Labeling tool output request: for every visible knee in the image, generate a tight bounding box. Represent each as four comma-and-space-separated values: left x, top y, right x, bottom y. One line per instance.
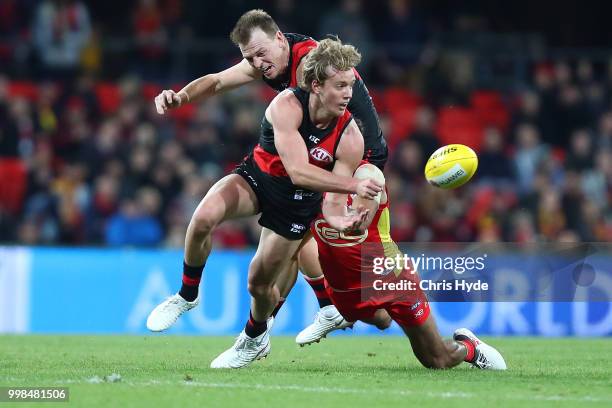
247, 264, 274, 299
189, 208, 219, 237
376, 317, 392, 330
247, 281, 271, 298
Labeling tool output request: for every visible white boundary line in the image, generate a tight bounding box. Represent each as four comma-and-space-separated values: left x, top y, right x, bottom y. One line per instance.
54, 378, 611, 403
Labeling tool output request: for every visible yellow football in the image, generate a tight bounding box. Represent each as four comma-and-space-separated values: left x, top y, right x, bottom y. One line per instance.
424, 144, 478, 189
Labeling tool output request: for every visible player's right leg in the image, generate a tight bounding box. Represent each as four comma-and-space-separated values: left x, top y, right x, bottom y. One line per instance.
146, 174, 259, 332
398, 312, 507, 370
210, 227, 302, 368
399, 314, 468, 369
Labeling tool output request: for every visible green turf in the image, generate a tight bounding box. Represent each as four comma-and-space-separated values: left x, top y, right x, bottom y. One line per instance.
0, 335, 610, 408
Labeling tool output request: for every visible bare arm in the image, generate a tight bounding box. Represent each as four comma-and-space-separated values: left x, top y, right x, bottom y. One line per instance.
323, 164, 385, 233
155, 59, 261, 114
270, 92, 382, 198
321, 159, 371, 233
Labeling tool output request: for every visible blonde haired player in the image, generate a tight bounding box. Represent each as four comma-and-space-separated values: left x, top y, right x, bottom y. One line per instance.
302, 162, 507, 370
207, 38, 384, 368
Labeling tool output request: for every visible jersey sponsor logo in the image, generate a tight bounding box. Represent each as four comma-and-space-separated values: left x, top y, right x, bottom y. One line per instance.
309, 147, 333, 163
313, 219, 368, 247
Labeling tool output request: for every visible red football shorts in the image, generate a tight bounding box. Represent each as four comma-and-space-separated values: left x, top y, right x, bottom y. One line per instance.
324, 280, 430, 328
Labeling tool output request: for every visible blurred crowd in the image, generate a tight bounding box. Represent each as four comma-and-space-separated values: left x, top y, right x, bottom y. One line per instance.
0, 0, 611, 247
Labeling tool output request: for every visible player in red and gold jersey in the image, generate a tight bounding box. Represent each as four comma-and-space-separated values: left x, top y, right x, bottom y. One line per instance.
307, 163, 507, 370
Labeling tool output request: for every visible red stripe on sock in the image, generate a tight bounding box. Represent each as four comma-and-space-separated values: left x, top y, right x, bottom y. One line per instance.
314, 290, 329, 299
306, 276, 325, 287
459, 340, 475, 362
306, 276, 330, 299
182, 275, 201, 286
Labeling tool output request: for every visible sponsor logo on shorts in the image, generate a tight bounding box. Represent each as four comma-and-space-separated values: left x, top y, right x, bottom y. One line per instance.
293, 189, 315, 200
309, 147, 333, 163
290, 223, 306, 234
313, 219, 368, 247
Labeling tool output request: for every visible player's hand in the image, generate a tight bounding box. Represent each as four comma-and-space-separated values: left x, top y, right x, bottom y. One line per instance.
155, 90, 184, 114
325, 206, 369, 234
355, 178, 383, 200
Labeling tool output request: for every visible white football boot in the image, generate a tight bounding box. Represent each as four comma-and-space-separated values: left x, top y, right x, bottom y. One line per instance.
146, 294, 199, 332
295, 305, 353, 346
453, 328, 507, 370
210, 329, 271, 369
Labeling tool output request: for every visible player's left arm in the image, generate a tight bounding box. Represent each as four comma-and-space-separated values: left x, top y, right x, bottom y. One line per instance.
271, 97, 381, 198
322, 121, 376, 233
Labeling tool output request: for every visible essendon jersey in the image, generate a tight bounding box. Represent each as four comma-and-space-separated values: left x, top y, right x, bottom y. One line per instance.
312, 192, 404, 291
253, 87, 353, 178
262, 33, 317, 91
262, 33, 387, 169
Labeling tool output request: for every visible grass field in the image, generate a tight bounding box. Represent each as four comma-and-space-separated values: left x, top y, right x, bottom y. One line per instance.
1, 335, 611, 408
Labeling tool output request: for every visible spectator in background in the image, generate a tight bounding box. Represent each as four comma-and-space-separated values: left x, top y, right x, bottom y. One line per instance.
85, 174, 119, 243
390, 139, 424, 184
105, 188, 163, 247
554, 83, 591, 148
582, 150, 611, 208
560, 170, 585, 237
509, 90, 544, 143
532, 64, 558, 145
51, 161, 89, 243
565, 129, 594, 172
408, 106, 439, 157
476, 127, 514, 183
510, 211, 537, 243
132, 0, 168, 79
513, 123, 549, 193
318, 0, 373, 71
33, 0, 91, 80
537, 188, 566, 240
597, 110, 612, 149
375, 0, 429, 82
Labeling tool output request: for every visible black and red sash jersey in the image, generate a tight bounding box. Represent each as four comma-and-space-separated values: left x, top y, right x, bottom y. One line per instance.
253, 87, 353, 180
262, 33, 317, 92
262, 33, 387, 168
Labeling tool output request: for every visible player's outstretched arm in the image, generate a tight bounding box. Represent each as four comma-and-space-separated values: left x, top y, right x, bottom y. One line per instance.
322, 162, 384, 234
154, 59, 261, 114
271, 94, 383, 199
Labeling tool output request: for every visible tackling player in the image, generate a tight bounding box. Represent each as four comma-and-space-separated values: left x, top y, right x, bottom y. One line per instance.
208, 38, 377, 368
147, 10, 387, 341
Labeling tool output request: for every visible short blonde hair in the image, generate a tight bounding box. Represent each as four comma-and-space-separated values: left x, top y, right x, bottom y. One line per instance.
300, 38, 361, 91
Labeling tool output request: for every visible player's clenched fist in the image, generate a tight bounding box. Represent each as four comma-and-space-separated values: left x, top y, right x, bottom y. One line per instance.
155, 90, 187, 114
355, 178, 383, 200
